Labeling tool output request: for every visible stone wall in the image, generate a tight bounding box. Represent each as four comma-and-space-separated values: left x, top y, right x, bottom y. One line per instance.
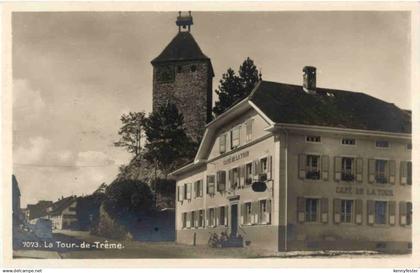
152, 60, 213, 142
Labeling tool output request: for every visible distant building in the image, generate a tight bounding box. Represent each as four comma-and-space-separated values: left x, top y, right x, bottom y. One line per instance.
47, 196, 78, 230
25, 200, 53, 221
151, 11, 214, 142
170, 67, 412, 253
12, 175, 21, 215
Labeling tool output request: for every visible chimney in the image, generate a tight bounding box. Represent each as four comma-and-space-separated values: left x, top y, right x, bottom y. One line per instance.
303, 66, 316, 94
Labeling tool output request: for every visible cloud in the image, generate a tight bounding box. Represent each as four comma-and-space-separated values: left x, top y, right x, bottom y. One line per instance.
14, 136, 50, 165
75, 151, 115, 167
13, 78, 46, 117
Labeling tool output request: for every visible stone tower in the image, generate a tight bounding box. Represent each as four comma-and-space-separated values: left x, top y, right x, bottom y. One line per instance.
151, 11, 214, 142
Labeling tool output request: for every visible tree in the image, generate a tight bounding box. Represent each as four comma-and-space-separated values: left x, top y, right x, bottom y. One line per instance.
143, 102, 197, 177
114, 112, 146, 158
213, 57, 261, 116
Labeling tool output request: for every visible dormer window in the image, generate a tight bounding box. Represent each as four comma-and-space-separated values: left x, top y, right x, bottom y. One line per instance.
376, 140, 389, 148
306, 136, 321, 143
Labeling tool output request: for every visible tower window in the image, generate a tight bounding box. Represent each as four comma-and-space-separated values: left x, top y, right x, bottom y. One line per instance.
191, 65, 197, 72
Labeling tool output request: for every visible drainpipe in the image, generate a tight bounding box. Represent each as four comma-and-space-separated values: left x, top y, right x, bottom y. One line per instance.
281, 128, 289, 252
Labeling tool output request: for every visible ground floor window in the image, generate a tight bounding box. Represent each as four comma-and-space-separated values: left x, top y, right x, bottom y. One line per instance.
191, 211, 196, 228
208, 208, 215, 227
375, 201, 387, 224
305, 198, 319, 222
182, 212, 187, 228
198, 210, 204, 227
244, 202, 252, 225
219, 206, 226, 226
259, 199, 271, 224
407, 202, 412, 226
340, 200, 353, 223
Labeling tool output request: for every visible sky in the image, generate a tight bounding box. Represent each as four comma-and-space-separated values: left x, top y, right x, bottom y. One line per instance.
12, 11, 411, 207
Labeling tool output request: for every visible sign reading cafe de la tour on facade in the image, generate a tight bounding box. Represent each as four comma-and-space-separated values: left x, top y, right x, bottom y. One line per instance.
161, 12, 412, 253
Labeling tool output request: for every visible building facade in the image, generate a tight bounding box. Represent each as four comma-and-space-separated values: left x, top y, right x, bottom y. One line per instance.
47, 196, 78, 230
170, 68, 412, 253
151, 12, 214, 142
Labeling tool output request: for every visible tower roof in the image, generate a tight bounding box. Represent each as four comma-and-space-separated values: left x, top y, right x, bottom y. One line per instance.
151, 32, 211, 65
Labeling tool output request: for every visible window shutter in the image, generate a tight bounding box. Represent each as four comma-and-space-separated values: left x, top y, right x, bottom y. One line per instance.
321, 155, 329, 181
225, 205, 229, 226
179, 185, 184, 201
216, 171, 221, 192
388, 201, 396, 225
187, 212, 191, 228
297, 197, 305, 223
257, 201, 262, 224
228, 169, 233, 190
384, 160, 390, 183
205, 209, 209, 227
206, 176, 210, 194
321, 198, 329, 223
400, 161, 407, 185
298, 154, 306, 179
254, 201, 259, 224
187, 184, 192, 200
333, 198, 341, 224
221, 171, 226, 191
199, 180, 203, 197
356, 158, 363, 183
334, 157, 341, 182
399, 201, 407, 226
355, 199, 363, 224
267, 200, 272, 224
256, 160, 261, 176
177, 186, 180, 201
368, 159, 375, 184
407, 162, 412, 185
240, 203, 245, 224
389, 160, 396, 184
193, 182, 197, 198
367, 200, 375, 225
215, 207, 220, 226
267, 156, 273, 180
239, 165, 245, 187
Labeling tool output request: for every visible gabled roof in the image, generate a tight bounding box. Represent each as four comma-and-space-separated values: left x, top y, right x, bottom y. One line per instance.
151, 32, 212, 69
48, 196, 77, 216
249, 81, 411, 134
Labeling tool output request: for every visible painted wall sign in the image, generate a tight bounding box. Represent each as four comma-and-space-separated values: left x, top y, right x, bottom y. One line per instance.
223, 151, 249, 165
336, 186, 393, 196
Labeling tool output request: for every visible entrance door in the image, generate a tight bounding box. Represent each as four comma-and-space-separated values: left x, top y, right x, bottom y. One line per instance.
230, 204, 238, 236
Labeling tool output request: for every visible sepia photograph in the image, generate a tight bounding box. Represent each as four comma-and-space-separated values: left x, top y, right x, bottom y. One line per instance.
2, 2, 418, 269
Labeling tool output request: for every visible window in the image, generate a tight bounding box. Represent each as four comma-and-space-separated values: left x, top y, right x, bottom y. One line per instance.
259, 200, 271, 224
231, 168, 239, 189
209, 208, 215, 227
407, 161, 412, 185
216, 171, 226, 192
306, 155, 320, 180
177, 65, 182, 73
342, 138, 356, 145
219, 207, 226, 226
182, 212, 187, 228
407, 143, 412, 150
194, 180, 203, 198
198, 210, 204, 227
246, 119, 253, 142
375, 201, 387, 224
183, 184, 188, 199
191, 65, 197, 72
231, 126, 240, 149
340, 200, 353, 223
219, 134, 226, 154
341, 157, 355, 181
245, 163, 252, 185
375, 160, 388, 184
244, 202, 252, 225
306, 136, 321, 143
407, 202, 412, 226
191, 211, 196, 228
207, 175, 215, 196
376, 140, 389, 148
305, 198, 319, 222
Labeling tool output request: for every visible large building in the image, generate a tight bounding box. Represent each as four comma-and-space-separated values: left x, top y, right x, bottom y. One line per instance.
151, 12, 214, 142
170, 67, 412, 253
47, 196, 78, 230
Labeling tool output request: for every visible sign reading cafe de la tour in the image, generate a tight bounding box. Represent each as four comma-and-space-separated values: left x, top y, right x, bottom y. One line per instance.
162, 12, 412, 253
